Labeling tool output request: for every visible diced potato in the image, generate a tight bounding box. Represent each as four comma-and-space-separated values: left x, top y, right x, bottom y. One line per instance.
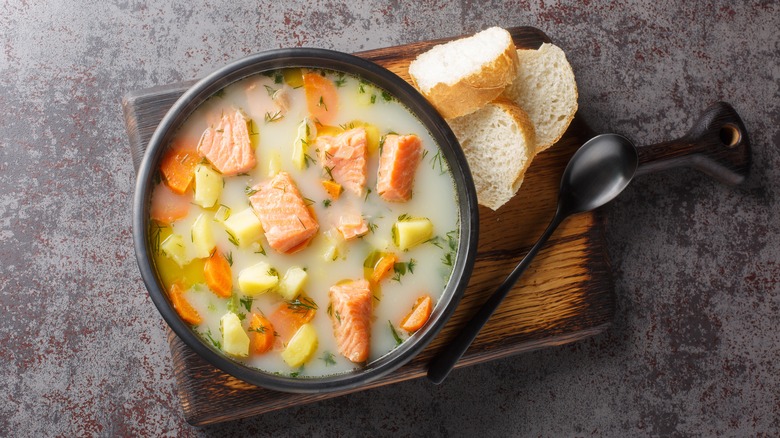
160, 234, 190, 267
238, 261, 279, 296
223, 208, 263, 247
191, 213, 215, 258
220, 312, 250, 357
267, 150, 281, 177
193, 164, 222, 208
281, 323, 318, 368
277, 267, 308, 300
393, 217, 434, 251
214, 205, 231, 224
291, 119, 310, 170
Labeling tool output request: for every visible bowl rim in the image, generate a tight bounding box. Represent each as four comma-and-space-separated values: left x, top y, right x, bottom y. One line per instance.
132, 47, 478, 393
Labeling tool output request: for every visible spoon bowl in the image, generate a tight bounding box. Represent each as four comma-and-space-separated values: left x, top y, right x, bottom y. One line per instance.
427, 133, 639, 384
560, 134, 638, 214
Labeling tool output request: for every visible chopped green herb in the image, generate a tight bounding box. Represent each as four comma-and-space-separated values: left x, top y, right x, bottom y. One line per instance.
335, 310, 341, 323
263, 84, 278, 97
254, 244, 266, 256
303, 153, 317, 168
249, 120, 259, 136
212, 89, 226, 98
320, 351, 337, 366
290, 371, 300, 378
317, 95, 328, 111
225, 251, 233, 266
207, 303, 216, 312
398, 213, 410, 222
421, 149, 429, 160
381, 90, 393, 102
225, 229, 240, 247
364, 188, 372, 202
264, 110, 283, 123
286, 297, 318, 313
370, 94, 377, 104
240, 296, 253, 312
303, 197, 315, 206
274, 73, 283, 84
367, 221, 378, 234
249, 324, 267, 334
389, 321, 403, 346
334, 77, 347, 87
323, 199, 332, 208
245, 185, 259, 196
391, 259, 416, 283
327, 302, 333, 317
358, 83, 366, 94
204, 329, 222, 349
430, 150, 446, 175
323, 166, 335, 181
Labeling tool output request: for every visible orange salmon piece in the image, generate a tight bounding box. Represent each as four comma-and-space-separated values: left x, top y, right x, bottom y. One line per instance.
249, 172, 319, 254
150, 182, 191, 225
337, 214, 369, 240
315, 128, 368, 196
329, 279, 372, 363
376, 134, 423, 202
303, 71, 339, 125
197, 109, 256, 176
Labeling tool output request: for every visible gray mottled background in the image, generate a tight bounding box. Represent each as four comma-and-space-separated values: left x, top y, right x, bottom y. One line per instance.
1, 0, 778, 436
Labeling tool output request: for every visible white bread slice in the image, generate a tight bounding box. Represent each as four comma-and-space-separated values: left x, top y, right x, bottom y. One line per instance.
502, 43, 578, 152
409, 27, 518, 119
448, 98, 536, 210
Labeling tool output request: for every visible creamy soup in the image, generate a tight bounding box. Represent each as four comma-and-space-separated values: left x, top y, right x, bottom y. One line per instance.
148, 68, 459, 378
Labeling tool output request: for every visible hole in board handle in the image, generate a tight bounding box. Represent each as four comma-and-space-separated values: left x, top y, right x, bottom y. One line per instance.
719, 123, 741, 148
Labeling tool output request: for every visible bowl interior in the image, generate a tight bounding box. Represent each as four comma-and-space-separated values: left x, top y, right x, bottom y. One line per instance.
133, 48, 478, 393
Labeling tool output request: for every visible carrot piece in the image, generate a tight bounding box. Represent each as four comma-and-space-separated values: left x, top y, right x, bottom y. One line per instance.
321, 179, 343, 200
303, 72, 339, 125
204, 249, 232, 298
371, 253, 397, 284
159, 145, 199, 194
400, 295, 433, 332
150, 182, 191, 225
268, 297, 317, 343
248, 313, 275, 354
169, 282, 202, 325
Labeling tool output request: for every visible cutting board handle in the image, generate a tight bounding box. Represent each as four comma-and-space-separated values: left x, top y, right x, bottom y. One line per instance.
635, 102, 751, 185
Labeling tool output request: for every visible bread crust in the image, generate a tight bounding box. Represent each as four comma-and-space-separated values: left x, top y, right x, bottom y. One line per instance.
410, 36, 519, 119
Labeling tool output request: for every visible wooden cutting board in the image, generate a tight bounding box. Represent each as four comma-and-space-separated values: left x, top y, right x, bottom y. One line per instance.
123, 26, 614, 426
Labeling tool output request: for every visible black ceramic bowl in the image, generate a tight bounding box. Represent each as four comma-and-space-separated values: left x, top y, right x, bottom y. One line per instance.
132, 48, 478, 393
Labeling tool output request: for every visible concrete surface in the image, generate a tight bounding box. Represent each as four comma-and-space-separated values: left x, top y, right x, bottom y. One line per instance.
1, 0, 778, 436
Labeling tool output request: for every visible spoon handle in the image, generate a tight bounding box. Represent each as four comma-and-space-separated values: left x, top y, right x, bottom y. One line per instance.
635, 102, 750, 185
427, 211, 565, 385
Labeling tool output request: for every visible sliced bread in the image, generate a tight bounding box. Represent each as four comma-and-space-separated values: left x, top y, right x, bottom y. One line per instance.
502, 43, 578, 152
409, 27, 518, 119
448, 98, 536, 210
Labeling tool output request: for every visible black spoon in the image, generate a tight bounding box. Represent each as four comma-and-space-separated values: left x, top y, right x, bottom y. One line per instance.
427, 133, 639, 385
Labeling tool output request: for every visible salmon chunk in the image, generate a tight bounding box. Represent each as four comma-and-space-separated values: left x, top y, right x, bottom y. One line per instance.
249, 172, 319, 254
337, 214, 369, 240
197, 109, 257, 176
329, 279, 372, 363
315, 128, 368, 196
376, 134, 423, 202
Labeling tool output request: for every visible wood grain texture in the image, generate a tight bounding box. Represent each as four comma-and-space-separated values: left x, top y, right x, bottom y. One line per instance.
122, 26, 615, 426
